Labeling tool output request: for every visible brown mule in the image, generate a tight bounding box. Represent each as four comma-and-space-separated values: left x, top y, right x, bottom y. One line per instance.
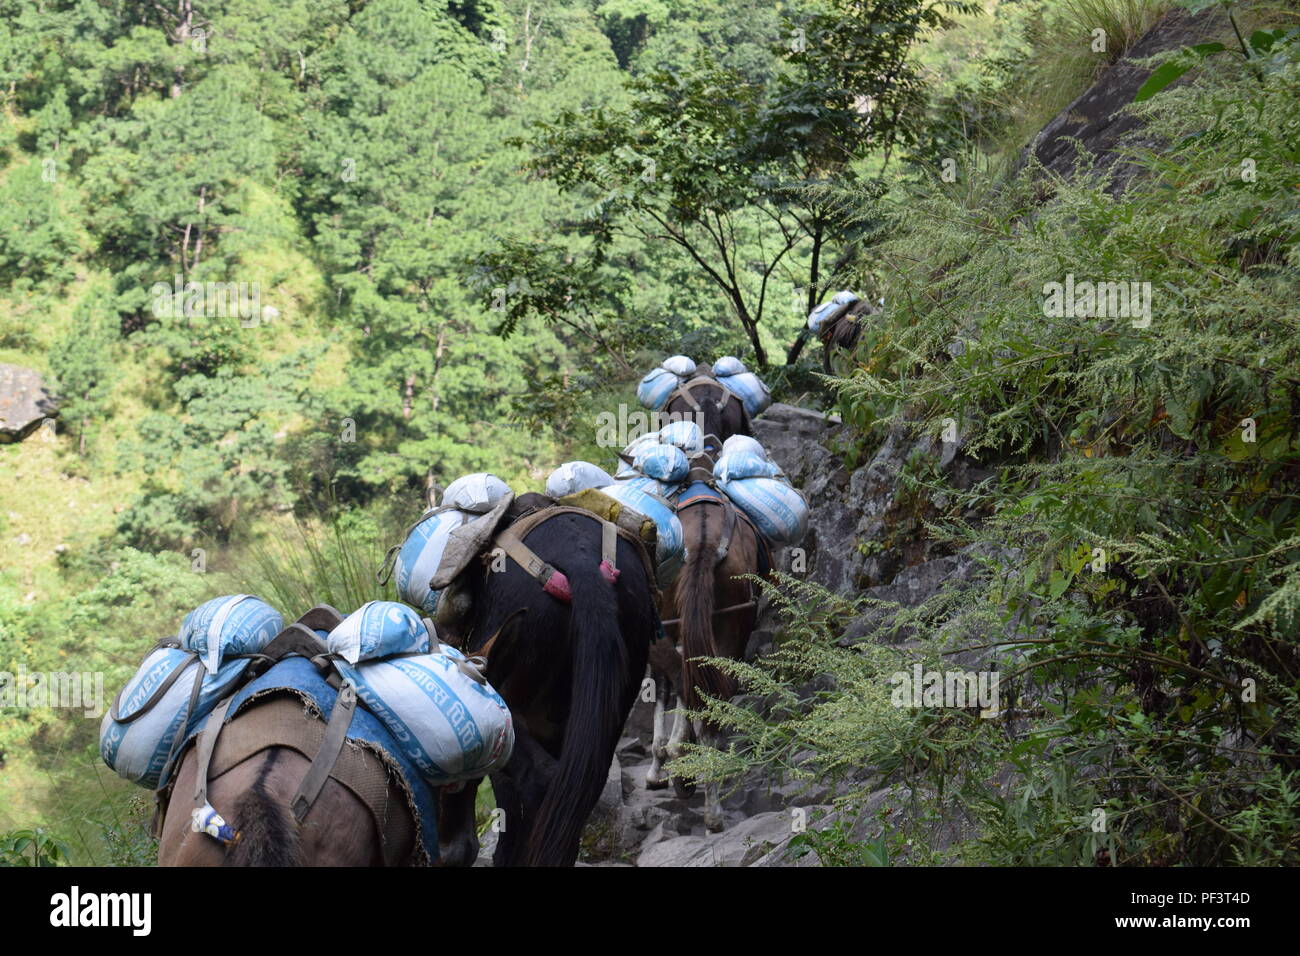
663, 364, 752, 451
157, 718, 414, 866
647, 491, 768, 830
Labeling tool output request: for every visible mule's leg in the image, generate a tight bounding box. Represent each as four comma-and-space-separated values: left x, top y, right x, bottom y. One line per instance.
646, 673, 672, 789
492, 728, 555, 866
694, 720, 726, 832
437, 777, 482, 867
667, 699, 698, 799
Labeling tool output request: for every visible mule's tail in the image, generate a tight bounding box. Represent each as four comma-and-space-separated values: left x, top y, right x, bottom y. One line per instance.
526, 566, 628, 866
679, 507, 736, 709
222, 755, 303, 867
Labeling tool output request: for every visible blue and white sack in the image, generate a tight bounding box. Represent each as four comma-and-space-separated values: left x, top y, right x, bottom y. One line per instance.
714, 361, 772, 418
616, 433, 660, 477
636, 367, 679, 410
658, 419, 704, 456
599, 482, 685, 582
546, 461, 615, 499
633, 442, 690, 484
393, 509, 474, 613
717, 475, 809, 546
327, 601, 429, 664
808, 290, 860, 333
616, 473, 680, 500
713, 450, 784, 482
442, 473, 512, 513
330, 614, 514, 786
721, 434, 767, 460
100, 595, 283, 789
712, 355, 747, 378
661, 354, 696, 377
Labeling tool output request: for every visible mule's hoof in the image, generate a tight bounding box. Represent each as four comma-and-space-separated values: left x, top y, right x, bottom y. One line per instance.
645, 774, 668, 791
704, 816, 724, 833
672, 777, 697, 799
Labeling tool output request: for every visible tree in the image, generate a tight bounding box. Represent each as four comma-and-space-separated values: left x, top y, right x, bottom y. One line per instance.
484, 0, 972, 366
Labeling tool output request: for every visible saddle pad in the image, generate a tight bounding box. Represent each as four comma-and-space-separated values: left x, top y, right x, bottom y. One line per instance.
180, 656, 440, 865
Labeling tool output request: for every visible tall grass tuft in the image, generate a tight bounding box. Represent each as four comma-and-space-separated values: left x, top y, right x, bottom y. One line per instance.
227, 509, 396, 619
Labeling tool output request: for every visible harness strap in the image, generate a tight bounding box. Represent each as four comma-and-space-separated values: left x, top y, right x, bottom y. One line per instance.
108, 644, 194, 724
290, 683, 358, 824
600, 519, 619, 583
715, 500, 738, 566
495, 527, 572, 602
661, 599, 758, 629
157, 657, 207, 785
193, 695, 236, 809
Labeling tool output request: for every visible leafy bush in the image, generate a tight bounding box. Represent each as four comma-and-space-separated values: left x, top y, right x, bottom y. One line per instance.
679, 46, 1300, 865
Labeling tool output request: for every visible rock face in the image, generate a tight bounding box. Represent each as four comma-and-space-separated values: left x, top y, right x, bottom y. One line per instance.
1027, 7, 1223, 193
0, 364, 58, 443
753, 403, 992, 594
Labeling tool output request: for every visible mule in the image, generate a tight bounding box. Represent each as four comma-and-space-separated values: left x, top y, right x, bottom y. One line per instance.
157, 728, 412, 866
437, 501, 656, 866
663, 363, 751, 449
645, 491, 768, 831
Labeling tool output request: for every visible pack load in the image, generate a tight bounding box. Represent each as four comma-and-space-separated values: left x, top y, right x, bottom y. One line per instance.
657, 419, 704, 456
617, 473, 680, 500
721, 434, 768, 459
712, 450, 809, 546
326, 600, 429, 663
442, 472, 512, 513
636, 354, 696, 410
808, 290, 860, 334
615, 433, 660, 477
389, 473, 516, 615
598, 481, 685, 583
711, 357, 772, 418
392, 508, 473, 614
714, 449, 784, 482
328, 602, 514, 786
100, 595, 283, 789
632, 442, 690, 484
546, 461, 615, 499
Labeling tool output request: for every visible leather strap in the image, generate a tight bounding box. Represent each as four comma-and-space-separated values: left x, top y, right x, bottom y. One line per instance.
157, 658, 207, 785
290, 683, 357, 824
715, 499, 737, 565
108, 645, 194, 724
193, 695, 236, 808
601, 519, 618, 573
496, 527, 561, 588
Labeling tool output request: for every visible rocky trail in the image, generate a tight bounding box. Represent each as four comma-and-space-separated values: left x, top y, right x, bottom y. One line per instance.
468, 402, 996, 866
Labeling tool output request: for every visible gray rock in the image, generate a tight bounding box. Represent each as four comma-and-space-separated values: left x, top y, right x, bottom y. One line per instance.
0, 364, 58, 444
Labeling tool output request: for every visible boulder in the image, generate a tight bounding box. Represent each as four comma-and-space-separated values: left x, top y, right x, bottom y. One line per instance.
0, 364, 58, 443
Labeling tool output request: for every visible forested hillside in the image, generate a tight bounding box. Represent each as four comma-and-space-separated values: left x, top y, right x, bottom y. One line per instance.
1, 0, 1297, 866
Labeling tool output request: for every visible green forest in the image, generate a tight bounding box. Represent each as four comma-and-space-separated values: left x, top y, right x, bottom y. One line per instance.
1, 0, 1298, 867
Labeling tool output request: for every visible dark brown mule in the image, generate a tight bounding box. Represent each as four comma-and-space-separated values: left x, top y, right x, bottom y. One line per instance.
437, 499, 656, 866
820, 299, 876, 374
646, 489, 768, 831
663, 363, 752, 452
